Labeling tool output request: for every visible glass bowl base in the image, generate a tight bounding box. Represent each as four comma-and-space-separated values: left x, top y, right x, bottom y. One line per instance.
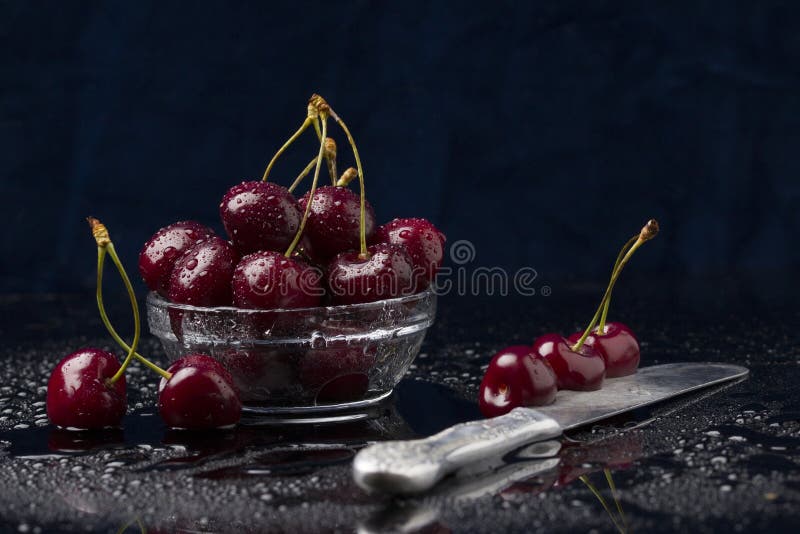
238, 389, 394, 424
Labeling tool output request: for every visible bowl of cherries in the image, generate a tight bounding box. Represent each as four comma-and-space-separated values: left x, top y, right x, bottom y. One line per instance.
46, 95, 444, 432
140, 95, 445, 415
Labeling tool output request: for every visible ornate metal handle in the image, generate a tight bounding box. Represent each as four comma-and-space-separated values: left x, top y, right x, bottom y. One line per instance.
352, 408, 562, 494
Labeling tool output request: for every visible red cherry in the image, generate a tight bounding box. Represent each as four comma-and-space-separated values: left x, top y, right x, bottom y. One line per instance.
219, 181, 302, 256
326, 243, 415, 305
532, 333, 606, 391
158, 354, 241, 429
298, 347, 375, 403
231, 251, 322, 310
372, 218, 446, 290
167, 236, 238, 307
46, 348, 127, 430
478, 345, 557, 418
138, 221, 215, 296
567, 322, 640, 378
298, 185, 376, 260
217, 349, 299, 403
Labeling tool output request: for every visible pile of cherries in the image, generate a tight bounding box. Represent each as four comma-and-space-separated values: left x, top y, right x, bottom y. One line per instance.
46, 95, 446, 431
479, 220, 659, 418
141, 95, 446, 312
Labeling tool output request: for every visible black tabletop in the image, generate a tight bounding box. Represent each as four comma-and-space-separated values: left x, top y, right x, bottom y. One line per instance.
1, 276, 799, 533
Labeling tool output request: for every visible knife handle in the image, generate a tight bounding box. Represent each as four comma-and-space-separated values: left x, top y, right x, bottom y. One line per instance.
352, 408, 562, 494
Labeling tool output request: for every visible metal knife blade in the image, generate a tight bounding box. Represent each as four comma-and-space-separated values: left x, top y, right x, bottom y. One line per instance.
353, 362, 748, 494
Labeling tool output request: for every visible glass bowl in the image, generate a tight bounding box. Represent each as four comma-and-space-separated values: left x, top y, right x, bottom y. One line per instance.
146, 289, 436, 418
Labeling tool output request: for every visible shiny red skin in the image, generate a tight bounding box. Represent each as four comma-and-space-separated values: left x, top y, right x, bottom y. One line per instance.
567, 322, 640, 378
167, 237, 238, 307
327, 243, 415, 305
138, 221, 216, 296
478, 345, 558, 418
232, 251, 322, 310
372, 218, 446, 290
532, 333, 606, 391
46, 348, 127, 429
158, 354, 242, 429
299, 347, 375, 403
298, 186, 376, 260
220, 181, 302, 255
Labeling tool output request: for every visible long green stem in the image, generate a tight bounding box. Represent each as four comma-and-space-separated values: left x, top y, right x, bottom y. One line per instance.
105, 244, 140, 384
571, 239, 646, 351
96, 247, 172, 381
284, 114, 327, 257
598, 235, 638, 333
579, 475, 626, 534
328, 108, 368, 258
288, 157, 318, 193
261, 117, 311, 182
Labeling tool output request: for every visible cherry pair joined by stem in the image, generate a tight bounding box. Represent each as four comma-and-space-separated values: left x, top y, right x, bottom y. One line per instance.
47, 218, 242, 431
478, 220, 659, 418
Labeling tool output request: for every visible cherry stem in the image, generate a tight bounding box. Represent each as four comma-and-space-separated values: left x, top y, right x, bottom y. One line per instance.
571, 220, 659, 351
579, 474, 626, 534
326, 106, 368, 258
324, 137, 338, 186
288, 157, 318, 193
597, 235, 638, 333
261, 117, 312, 182
96, 246, 172, 382
88, 218, 172, 382
103, 244, 141, 384
284, 113, 328, 258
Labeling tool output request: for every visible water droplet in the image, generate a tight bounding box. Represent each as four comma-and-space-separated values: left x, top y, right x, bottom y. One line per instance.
186, 259, 198, 270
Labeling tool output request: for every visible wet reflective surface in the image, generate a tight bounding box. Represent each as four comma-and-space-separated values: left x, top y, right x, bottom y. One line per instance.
1, 279, 799, 532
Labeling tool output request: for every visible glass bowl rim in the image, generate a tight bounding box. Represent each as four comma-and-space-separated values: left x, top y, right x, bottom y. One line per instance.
146, 287, 436, 315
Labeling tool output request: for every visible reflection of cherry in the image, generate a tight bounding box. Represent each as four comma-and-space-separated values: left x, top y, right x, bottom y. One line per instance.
479, 346, 557, 417
48, 427, 124, 452
46, 348, 127, 429
567, 322, 640, 378
159, 354, 242, 429
532, 334, 606, 391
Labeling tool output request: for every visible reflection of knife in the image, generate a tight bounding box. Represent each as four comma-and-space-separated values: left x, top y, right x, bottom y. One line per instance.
353, 362, 748, 494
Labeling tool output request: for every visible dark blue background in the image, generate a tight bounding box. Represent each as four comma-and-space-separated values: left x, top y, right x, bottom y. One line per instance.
2, 1, 799, 294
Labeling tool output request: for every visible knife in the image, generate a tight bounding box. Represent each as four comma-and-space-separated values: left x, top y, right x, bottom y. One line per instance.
353, 362, 748, 494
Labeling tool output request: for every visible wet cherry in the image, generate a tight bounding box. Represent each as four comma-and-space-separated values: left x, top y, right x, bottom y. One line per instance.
232, 251, 322, 310
220, 181, 302, 256
372, 218, 446, 291
138, 221, 215, 295
47, 348, 127, 429
299, 346, 376, 403
298, 185, 376, 260
532, 333, 606, 391
158, 354, 242, 429
167, 236, 238, 307
567, 322, 640, 378
327, 243, 415, 305
478, 345, 557, 418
